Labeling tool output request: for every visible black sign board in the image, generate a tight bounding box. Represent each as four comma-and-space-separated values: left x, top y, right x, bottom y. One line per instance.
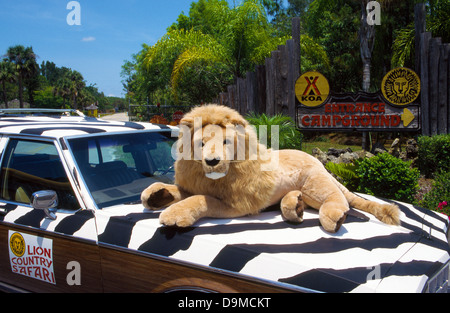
296, 68, 421, 132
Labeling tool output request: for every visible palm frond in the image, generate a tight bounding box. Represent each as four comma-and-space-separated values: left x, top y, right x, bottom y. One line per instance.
391, 24, 415, 68
171, 44, 228, 91
325, 162, 359, 189
246, 112, 303, 150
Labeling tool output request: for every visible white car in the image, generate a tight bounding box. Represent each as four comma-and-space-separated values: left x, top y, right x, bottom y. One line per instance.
0, 109, 448, 293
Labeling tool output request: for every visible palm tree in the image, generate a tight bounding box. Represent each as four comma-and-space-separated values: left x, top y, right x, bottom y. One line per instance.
0, 60, 16, 108
143, 0, 328, 104
6, 45, 38, 108
143, 0, 289, 102
53, 76, 71, 109
392, 0, 450, 67
53, 68, 85, 109
66, 69, 85, 110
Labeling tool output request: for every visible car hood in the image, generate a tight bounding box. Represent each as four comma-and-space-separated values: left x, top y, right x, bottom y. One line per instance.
98, 194, 449, 293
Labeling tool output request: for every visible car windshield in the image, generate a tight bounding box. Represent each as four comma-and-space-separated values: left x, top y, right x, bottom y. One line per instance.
67, 131, 176, 208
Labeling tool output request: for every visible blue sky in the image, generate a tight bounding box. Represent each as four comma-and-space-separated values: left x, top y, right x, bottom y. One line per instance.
0, 0, 202, 97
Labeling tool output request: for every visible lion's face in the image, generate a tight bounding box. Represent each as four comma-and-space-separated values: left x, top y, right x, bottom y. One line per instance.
176, 104, 262, 180
192, 124, 243, 180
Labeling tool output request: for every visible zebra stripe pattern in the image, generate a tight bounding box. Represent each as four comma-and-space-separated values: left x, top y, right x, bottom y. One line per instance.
4, 194, 448, 293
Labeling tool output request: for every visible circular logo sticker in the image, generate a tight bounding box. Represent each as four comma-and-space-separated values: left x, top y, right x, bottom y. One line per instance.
10, 232, 25, 257
382, 68, 420, 106
295, 71, 330, 107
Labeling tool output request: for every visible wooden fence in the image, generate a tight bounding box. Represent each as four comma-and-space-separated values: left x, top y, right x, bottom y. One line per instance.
218, 17, 301, 123
416, 3, 450, 136
218, 5, 449, 137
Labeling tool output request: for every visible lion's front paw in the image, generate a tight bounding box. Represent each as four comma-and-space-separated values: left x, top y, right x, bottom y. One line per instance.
159, 204, 197, 227
141, 183, 175, 210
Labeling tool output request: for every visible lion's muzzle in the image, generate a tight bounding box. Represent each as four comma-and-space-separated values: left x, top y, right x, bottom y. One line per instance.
205, 158, 221, 167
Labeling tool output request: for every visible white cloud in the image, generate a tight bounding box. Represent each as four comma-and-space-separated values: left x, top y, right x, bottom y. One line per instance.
81, 36, 96, 42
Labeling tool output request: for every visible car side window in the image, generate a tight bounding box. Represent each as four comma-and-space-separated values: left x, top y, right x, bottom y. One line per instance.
0, 139, 80, 211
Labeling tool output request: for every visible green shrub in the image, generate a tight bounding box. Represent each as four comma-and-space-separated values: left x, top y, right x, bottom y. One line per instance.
246, 113, 303, 150
355, 153, 419, 203
417, 134, 450, 178
325, 162, 360, 191
420, 170, 450, 218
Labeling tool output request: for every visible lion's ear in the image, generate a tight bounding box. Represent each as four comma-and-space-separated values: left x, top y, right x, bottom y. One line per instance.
179, 116, 194, 129
228, 116, 249, 128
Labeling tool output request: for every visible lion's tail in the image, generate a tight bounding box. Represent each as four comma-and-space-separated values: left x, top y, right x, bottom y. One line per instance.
331, 176, 401, 226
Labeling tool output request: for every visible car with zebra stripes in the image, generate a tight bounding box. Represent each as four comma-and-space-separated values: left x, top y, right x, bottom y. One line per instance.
0, 109, 448, 293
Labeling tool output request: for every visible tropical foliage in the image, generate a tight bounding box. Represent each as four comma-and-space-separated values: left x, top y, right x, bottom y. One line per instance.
246, 112, 303, 150
417, 134, 450, 178
355, 153, 420, 203
122, 0, 328, 106
123, 0, 448, 105
1, 45, 125, 111
392, 0, 450, 67
4, 45, 38, 108
326, 153, 420, 204
325, 162, 360, 190
420, 171, 450, 218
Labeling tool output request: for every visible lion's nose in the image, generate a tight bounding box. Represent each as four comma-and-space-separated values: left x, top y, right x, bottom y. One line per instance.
205, 158, 221, 167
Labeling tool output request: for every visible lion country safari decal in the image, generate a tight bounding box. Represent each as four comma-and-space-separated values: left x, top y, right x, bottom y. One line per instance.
8, 231, 55, 284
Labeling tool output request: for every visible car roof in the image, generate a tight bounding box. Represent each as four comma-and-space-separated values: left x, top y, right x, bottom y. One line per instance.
0, 113, 175, 139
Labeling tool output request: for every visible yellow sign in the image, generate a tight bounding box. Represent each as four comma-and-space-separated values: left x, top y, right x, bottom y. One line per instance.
295, 71, 330, 107
401, 108, 415, 127
381, 68, 420, 106
9, 232, 25, 257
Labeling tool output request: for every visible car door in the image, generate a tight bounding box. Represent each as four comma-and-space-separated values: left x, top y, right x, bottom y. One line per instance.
0, 136, 102, 292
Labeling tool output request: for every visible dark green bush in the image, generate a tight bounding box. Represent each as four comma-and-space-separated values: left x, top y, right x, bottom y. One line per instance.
420, 170, 450, 218
417, 134, 450, 178
355, 153, 419, 203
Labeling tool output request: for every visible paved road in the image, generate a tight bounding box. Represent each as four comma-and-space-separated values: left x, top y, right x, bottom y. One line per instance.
100, 112, 129, 122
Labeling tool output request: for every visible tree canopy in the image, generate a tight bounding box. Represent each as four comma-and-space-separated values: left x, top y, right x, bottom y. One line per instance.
1, 45, 126, 111
122, 0, 448, 106
122, 0, 328, 106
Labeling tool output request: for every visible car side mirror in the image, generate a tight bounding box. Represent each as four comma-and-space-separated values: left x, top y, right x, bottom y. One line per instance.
31, 190, 58, 220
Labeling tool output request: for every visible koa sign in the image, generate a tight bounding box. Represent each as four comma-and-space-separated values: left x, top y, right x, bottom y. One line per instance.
296, 68, 421, 131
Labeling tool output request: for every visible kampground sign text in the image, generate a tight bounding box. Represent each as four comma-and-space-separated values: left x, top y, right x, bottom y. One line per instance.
296, 68, 421, 131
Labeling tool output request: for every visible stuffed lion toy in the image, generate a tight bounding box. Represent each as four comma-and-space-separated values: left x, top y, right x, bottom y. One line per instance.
141, 104, 400, 233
